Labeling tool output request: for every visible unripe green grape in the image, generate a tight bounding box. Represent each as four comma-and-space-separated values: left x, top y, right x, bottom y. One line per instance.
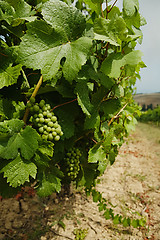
39, 127, 44, 133
53, 123, 59, 128
43, 111, 47, 117
45, 118, 50, 124
39, 99, 45, 108
48, 121, 54, 127
44, 125, 48, 130
54, 135, 60, 141
48, 133, 53, 141
42, 106, 48, 111
43, 130, 48, 135
38, 113, 43, 118
33, 114, 38, 119
46, 104, 51, 110
47, 112, 52, 118
33, 105, 40, 112
37, 123, 43, 127
51, 127, 55, 132
55, 128, 61, 134
51, 116, 57, 122
60, 131, 63, 136
30, 107, 34, 112
47, 126, 52, 132
39, 117, 45, 123
36, 118, 40, 123
52, 131, 57, 137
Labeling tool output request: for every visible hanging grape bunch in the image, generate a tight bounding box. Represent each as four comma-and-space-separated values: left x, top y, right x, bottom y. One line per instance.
27, 97, 63, 141
63, 147, 81, 181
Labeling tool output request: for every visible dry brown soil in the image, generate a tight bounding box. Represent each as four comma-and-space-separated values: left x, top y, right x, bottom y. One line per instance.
0, 123, 160, 240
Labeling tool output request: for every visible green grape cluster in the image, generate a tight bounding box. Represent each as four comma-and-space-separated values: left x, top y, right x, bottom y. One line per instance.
28, 98, 63, 141
64, 147, 81, 181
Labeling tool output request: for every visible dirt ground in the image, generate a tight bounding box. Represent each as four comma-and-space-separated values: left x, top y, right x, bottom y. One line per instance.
0, 123, 160, 240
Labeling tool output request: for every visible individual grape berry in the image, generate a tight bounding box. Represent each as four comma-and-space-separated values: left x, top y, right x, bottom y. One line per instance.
46, 104, 51, 110
36, 118, 40, 123
47, 112, 52, 118
47, 126, 52, 132
43, 111, 47, 117
48, 121, 54, 127
48, 133, 53, 141
39, 99, 45, 108
54, 135, 60, 141
55, 128, 61, 134
45, 118, 50, 124
39, 117, 45, 123
39, 127, 44, 133
33, 105, 40, 112
53, 122, 59, 128
38, 113, 43, 118
51, 116, 57, 122
52, 131, 57, 137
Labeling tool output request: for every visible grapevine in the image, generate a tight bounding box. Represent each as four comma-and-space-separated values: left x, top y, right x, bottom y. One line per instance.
0, 0, 146, 228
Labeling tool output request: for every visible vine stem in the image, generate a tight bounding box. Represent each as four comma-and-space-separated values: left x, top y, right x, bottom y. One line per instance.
107, 0, 118, 14
101, 3, 104, 18
51, 98, 77, 111
23, 75, 43, 124
108, 103, 128, 126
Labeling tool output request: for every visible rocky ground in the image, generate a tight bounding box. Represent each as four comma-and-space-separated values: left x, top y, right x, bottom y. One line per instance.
0, 123, 160, 240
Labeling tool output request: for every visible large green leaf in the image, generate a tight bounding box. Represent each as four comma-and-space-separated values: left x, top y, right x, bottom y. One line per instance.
101, 50, 143, 78
42, 0, 86, 41
0, 123, 39, 160
94, 16, 128, 46
18, 1, 92, 82
0, 154, 37, 187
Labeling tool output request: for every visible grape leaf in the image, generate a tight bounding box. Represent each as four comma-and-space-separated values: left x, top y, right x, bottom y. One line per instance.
37, 168, 63, 197
0, 154, 37, 187
76, 82, 93, 117
101, 99, 121, 116
42, 0, 86, 41
88, 145, 106, 164
0, 124, 39, 160
101, 50, 143, 79
94, 16, 127, 46
17, 2, 92, 81
0, 48, 22, 89
123, 0, 139, 17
